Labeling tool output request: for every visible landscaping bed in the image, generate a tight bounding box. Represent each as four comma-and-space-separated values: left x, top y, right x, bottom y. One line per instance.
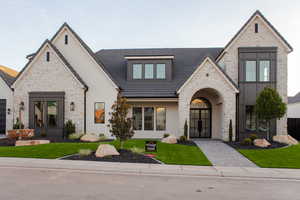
61, 149, 160, 164
177, 140, 196, 146
226, 141, 287, 150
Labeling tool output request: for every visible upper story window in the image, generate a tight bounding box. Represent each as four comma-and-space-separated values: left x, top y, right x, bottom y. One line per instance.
259, 60, 270, 81
245, 61, 256, 81
133, 64, 142, 79
145, 64, 154, 79
255, 23, 259, 33
46, 52, 50, 62
156, 64, 166, 79
65, 35, 68, 45
245, 60, 271, 82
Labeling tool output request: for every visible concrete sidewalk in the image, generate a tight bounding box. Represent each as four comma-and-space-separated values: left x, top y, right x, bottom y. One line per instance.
0, 157, 299, 180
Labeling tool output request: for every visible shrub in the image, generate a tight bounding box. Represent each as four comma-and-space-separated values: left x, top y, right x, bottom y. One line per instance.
163, 133, 170, 138
68, 133, 84, 140
179, 135, 187, 142
229, 119, 233, 142
241, 138, 252, 146
184, 120, 188, 138
78, 149, 92, 157
99, 134, 108, 141
249, 134, 258, 142
130, 147, 144, 154
13, 118, 24, 129
64, 120, 75, 138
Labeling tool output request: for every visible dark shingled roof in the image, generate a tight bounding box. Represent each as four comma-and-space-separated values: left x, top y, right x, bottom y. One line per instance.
95, 48, 223, 97
0, 70, 15, 87
288, 92, 300, 104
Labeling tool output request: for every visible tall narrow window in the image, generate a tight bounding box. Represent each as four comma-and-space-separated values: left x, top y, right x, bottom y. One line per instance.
132, 107, 142, 130
145, 64, 154, 79
133, 64, 142, 79
156, 107, 166, 130
156, 64, 166, 79
46, 52, 50, 62
34, 101, 44, 128
94, 102, 105, 123
65, 35, 68, 45
245, 60, 256, 81
255, 23, 258, 33
246, 105, 256, 131
47, 101, 57, 127
144, 107, 154, 130
259, 60, 270, 82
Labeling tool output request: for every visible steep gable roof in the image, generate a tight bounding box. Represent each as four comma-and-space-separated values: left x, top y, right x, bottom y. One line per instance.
50, 23, 119, 89
12, 40, 88, 90
0, 70, 15, 88
217, 10, 293, 61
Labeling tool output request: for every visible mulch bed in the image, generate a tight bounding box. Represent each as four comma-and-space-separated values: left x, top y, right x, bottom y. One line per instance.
226, 141, 288, 149
177, 140, 196, 146
0, 138, 15, 146
61, 149, 160, 164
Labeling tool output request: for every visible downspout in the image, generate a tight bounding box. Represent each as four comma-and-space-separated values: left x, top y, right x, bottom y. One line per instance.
84, 88, 88, 134
236, 93, 239, 142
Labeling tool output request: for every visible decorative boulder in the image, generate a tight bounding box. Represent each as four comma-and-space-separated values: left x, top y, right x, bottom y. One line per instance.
15, 140, 50, 146
95, 144, 120, 158
273, 135, 298, 145
253, 139, 271, 148
80, 134, 100, 142
161, 135, 177, 144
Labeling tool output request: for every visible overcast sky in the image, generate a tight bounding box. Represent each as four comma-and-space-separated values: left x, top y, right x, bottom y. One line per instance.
0, 0, 299, 95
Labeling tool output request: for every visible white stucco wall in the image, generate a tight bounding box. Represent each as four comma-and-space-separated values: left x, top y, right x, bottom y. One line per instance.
12, 44, 85, 132
52, 28, 118, 136
128, 102, 179, 138
288, 103, 300, 118
0, 77, 13, 133
219, 15, 289, 136
178, 59, 237, 141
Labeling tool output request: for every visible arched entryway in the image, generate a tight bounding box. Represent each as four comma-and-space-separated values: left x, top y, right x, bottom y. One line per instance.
190, 97, 212, 138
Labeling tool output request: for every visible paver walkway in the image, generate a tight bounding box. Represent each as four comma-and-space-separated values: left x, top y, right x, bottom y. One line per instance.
194, 139, 257, 167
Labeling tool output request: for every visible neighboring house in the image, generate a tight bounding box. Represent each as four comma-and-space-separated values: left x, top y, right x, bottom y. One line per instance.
0, 67, 16, 134
10, 10, 292, 141
287, 93, 300, 140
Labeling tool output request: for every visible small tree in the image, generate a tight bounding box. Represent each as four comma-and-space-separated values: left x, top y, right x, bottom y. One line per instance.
108, 93, 134, 149
184, 120, 188, 139
255, 87, 286, 140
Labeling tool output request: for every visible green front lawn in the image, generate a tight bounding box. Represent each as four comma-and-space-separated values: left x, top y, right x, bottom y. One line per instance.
0, 139, 211, 166
238, 144, 300, 168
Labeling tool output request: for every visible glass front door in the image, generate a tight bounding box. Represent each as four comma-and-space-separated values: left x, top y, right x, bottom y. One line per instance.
190, 108, 211, 138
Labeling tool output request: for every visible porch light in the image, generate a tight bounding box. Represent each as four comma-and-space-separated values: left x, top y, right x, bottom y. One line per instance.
70, 102, 75, 111
19, 102, 24, 111
7, 108, 11, 115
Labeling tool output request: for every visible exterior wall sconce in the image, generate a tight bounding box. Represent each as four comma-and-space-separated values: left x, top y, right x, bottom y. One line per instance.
19, 102, 25, 111
70, 102, 75, 111
7, 108, 11, 115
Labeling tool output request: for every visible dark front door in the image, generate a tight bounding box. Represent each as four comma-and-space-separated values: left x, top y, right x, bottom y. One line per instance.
0, 99, 6, 134
190, 108, 211, 138
29, 92, 64, 138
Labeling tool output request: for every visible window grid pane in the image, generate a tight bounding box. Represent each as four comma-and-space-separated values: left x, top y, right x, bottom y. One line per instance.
132, 107, 142, 130
259, 60, 270, 82
133, 64, 142, 79
145, 64, 154, 79
156, 64, 166, 79
245, 61, 256, 81
144, 107, 154, 130
156, 107, 166, 130
95, 103, 105, 123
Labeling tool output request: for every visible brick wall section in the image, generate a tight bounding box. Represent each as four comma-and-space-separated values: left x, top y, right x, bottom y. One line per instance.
178, 59, 237, 141
13, 45, 85, 132
219, 16, 289, 136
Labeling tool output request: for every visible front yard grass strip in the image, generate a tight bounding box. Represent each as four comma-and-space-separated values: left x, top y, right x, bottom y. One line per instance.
238, 144, 300, 169
0, 139, 211, 166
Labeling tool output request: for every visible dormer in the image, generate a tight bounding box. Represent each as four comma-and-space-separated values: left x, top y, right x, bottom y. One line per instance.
124, 55, 174, 81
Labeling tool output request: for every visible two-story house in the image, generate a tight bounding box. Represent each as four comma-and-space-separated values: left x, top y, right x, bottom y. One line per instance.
8, 10, 292, 141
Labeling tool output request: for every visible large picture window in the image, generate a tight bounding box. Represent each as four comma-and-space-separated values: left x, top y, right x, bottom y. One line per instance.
245, 61, 256, 82
94, 102, 105, 123
133, 64, 142, 79
246, 105, 256, 131
145, 64, 154, 79
259, 60, 270, 82
132, 107, 142, 130
144, 107, 154, 130
156, 107, 166, 130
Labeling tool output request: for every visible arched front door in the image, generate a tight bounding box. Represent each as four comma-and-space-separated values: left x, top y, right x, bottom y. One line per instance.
190, 98, 211, 138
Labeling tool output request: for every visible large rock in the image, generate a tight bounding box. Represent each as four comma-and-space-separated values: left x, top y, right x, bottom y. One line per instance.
80, 134, 100, 142
95, 144, 120, 158
273, 135, 298, 145
253, 139, 271, 148
7, 129, 34, 140
161, 135, 177, 144
15, 140, 50, 146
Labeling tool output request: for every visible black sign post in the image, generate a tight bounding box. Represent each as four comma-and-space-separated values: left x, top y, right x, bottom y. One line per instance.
145, 141, 157, 152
